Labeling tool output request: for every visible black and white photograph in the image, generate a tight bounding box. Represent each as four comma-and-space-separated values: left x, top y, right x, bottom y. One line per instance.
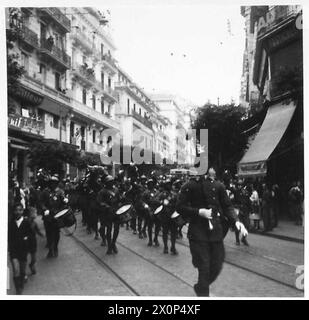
2, 0, 306, 299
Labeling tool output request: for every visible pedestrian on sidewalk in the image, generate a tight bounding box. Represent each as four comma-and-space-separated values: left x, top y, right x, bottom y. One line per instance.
261, 183, 274, 232
250, 184, 261, 230
8, 203, 32, 295
271, 184, 280, 228
288, 182, 303, 225
28, 208, 44, 275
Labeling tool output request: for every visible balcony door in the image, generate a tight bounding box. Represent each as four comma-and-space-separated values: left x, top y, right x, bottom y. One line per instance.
40, 22, 46, 41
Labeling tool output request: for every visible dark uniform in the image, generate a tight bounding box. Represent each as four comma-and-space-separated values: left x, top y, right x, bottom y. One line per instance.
157, 186, 178, 254
176, 176, 238, 296
142, 185, 161, 246
40, 186, 66, 258
127, 181, 147, 238
97, 185, 121, 254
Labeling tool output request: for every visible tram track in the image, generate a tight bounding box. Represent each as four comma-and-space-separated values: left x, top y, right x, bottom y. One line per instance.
68, 213, 302, 296
175, 228, 303, 293
70, 231, 140, 296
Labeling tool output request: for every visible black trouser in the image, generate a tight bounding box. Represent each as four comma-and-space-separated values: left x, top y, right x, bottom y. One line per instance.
99, 221, 107, 243
10, 256, 27, 294
106, 221, 120, 249
45, 220, 60, 256
147, 218, 161, 244
162, 221, 177, 250
189, 240, 225, 297
50, 224, 60, 256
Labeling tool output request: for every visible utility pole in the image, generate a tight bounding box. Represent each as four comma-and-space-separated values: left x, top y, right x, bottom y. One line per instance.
217, 97, 220, 106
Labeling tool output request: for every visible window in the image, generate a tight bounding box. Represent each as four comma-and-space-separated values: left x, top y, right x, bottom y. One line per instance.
134, 103, 136, 112
55, 72, 61, 91
108, 77, 111, 88
92, 94, 96, 109
92, 130, 96, 143
20, 52, 29, 73
39, 63, 46, 83
101, 72, 104, 88
144, 112, 146, 118
82, 88, 87, 104
139, 108, 141, 115
127, 99, 130, 114
101, 43, 104, 57
101, 97, 104, 114
53, 115, 59, 129
108, 104, 111, 114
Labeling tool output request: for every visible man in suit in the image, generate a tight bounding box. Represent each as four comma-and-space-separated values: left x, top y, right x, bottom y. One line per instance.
176, 167, 248, 297
8, 203, 32, 294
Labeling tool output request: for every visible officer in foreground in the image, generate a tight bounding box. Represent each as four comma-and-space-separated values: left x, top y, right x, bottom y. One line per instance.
176, 167, 248, 297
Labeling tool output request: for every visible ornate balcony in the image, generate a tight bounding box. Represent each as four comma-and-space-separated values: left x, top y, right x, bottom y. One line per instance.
71, 28, 96, 54
71, 98, 120, 131
39, 7, 71, 33
115, 82, 153, 113
40, 38, 71, 71
102, 85, 118, 103
8, 114, 45, 137
72, 63, 100, 91
101, 54, 117, 75
18, 25, 39, 50
132, 110, 153, 130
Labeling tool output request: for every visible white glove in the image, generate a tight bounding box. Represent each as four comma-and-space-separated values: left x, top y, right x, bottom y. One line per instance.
235, 221, 248, 238
198, 208, 212, 219
163, 199, 169, 205
44, 210, 50, 216
144, 204, 149, 209
63, 198, 69, 204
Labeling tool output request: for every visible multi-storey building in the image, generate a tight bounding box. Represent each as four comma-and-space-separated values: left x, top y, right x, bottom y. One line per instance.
239, 6, 266, 114
7, 7, 119, 182
150, 94, 194, 166
115, 67, 155, 162
66, 7, 119, 166
238, 5, 303, 205
7, 7, 73, 183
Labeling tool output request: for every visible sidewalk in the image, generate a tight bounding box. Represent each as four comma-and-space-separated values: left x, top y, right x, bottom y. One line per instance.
250, 219, 304, 243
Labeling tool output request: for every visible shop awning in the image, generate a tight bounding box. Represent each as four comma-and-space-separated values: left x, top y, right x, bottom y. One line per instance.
238, 100, 296, 177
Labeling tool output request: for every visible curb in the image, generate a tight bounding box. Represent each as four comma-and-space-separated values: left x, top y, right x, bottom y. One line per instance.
250, 230, 304, 244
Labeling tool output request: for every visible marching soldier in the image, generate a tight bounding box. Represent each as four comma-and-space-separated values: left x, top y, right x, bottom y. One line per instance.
176, 167, 248, 297
97, 175, 121, 255
40, 175, 68, 258
142, 179, 161, 247
157, 180, 178, 255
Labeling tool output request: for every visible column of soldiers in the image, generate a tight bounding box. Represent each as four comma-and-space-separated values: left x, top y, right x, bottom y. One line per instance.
9, 164, 248, 296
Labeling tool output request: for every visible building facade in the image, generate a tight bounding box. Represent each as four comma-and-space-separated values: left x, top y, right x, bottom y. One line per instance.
150, 94, 195, 166
7, 7, 119, 182
238, 5, 303, 205
239, 6, 266, 114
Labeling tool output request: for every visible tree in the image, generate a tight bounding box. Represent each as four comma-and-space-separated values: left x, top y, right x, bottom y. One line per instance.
28, 141, 81, 177
193, 103, 248, 173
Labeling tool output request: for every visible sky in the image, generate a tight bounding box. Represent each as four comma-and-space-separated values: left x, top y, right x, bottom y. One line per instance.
100, 3, 246, 107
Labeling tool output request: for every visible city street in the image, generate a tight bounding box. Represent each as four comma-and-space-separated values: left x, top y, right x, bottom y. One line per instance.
7, 214, 304, 297
5, 5, 304, 299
